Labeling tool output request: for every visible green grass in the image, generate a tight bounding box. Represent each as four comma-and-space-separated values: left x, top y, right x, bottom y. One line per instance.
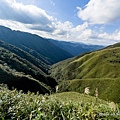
1, 84, 120, 120
50, 47, 120, 81
58, 78, 120, 103
50, 45, 120, 103
50, 92, 106, 104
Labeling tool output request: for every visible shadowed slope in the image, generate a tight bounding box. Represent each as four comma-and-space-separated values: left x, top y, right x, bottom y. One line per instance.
0, 42, 57, 93
0, 26, 73, 64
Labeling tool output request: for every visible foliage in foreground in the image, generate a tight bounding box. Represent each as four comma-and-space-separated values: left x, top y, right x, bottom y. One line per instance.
0, 84, 120, 120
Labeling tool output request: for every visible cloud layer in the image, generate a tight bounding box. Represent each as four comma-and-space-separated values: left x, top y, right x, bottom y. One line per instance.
0, 0, 53, 24
0, 0, 55, 32
0, 0, 120, 45
77, 0, 120, 24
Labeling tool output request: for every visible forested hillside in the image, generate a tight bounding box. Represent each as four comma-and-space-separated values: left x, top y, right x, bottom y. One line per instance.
0, 40, 57, 93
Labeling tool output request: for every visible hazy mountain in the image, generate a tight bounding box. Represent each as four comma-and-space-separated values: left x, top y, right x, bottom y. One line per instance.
0, 26, 73, 64
50, 39, 104, 56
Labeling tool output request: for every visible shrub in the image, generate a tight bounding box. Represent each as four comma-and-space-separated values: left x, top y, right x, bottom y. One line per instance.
0, 84, 120, 120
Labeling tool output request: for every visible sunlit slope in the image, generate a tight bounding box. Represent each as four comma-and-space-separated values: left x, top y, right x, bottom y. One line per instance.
50, 91, 106, 104
50, 44, 120, 81
57, 78, 120, 103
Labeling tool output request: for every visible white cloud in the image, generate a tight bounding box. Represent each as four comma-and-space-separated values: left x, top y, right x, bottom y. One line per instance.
53, 21, 73, 35
98, 30, 120, 41
0, 0, 55, 32
28, 24, 55, 32
72, 22, 88, 32
0, 19, 28, 31
0, 0, 120, 46
77, 0, 120, 24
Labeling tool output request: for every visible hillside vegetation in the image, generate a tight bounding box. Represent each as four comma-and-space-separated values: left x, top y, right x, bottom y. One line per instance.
50, 42, 120, 103
57, 78, 120, 103
1, 84, 120, 120
0, 41, 57, 93
0, 40, 49, 73
50, 44, 120, 80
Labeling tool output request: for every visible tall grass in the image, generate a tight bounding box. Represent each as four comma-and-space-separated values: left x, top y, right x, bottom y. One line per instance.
58, 78, 120, 103
0, 84, 120, 120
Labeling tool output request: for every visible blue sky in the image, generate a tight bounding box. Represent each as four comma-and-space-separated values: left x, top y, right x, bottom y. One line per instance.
0, 0, 120, 45
15, 0, 88, 23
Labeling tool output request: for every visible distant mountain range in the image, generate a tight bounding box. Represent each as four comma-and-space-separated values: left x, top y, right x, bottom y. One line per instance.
50, 39, 104, 56
0, 26, 104, 64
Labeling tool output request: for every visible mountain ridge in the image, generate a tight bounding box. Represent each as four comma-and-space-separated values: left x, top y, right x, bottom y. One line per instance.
50, 39, 104, 56
0, 25, 73, 64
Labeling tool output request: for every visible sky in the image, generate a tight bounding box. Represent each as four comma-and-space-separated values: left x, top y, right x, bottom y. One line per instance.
0, 0, 120, 45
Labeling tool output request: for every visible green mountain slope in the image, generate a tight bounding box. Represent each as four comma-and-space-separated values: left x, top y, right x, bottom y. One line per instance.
50, 43, 120, 81
57, 78, 120, 102
0, 40, 49, 73
50, 42, 120, 102
0, 26, 73, 64
0, 41, 57, 93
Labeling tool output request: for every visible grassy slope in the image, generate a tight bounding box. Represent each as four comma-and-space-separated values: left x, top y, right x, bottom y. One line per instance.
50, 43, 120, 103
58, 78, 120, 103
50, 92, 106, 104
50, 46, 120, 81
